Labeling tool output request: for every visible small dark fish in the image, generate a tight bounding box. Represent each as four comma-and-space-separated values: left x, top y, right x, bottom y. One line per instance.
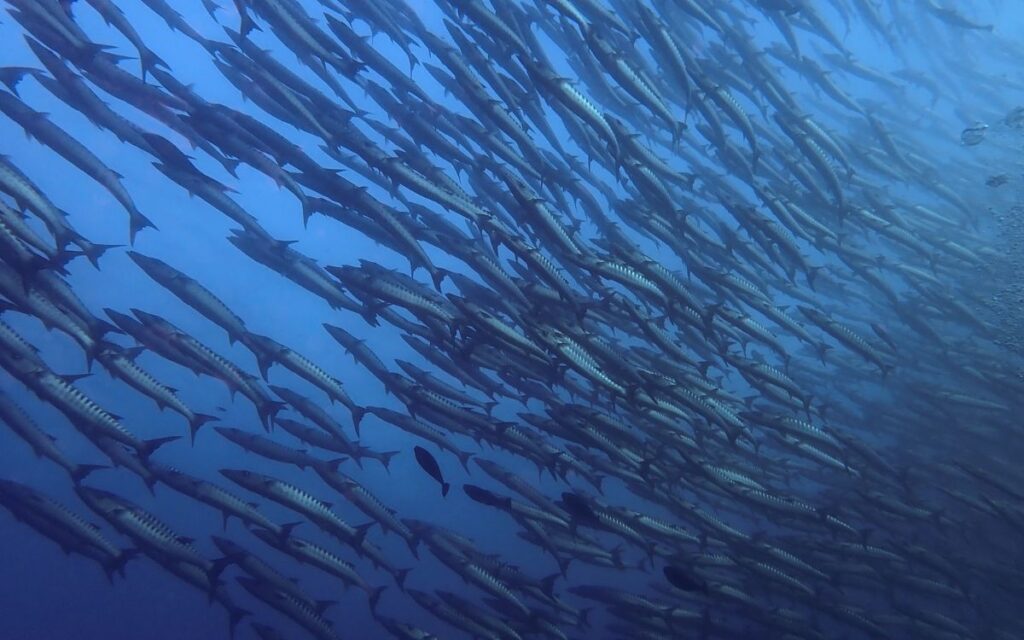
664, 565, 708, 593
414, 446, 449, 497
960, 123, 987, 146
986, 174, 1009, 188
560, 492, 599, 525
463, 484, 512, 511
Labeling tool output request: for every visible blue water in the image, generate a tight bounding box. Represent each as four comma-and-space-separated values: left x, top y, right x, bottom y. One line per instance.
1, 1, 1022, 639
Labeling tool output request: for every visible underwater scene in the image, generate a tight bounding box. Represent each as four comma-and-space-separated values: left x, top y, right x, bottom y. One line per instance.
1, 0, 1023, 638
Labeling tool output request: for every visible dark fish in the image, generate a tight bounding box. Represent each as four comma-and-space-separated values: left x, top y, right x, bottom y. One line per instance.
414, 446, 449, 497
560, 492, 600, 527
462, 484, 512, 511
663, 565, 708, 593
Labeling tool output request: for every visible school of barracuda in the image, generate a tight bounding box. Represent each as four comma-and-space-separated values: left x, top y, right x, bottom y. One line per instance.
0, 0, 1022, 638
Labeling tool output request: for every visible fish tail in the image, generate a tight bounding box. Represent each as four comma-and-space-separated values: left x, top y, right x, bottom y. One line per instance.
128, 209, 157, 245
368, 585, 387, 612
103, 548, 139, 582
189, 413, 218, 445
0, 67, 35, 96
138, 435, 181, 459
139, 48, 168, 81
77, 242, 121, 269
376, 450, 399, 473
350, 406, 367, 435
226, 605, 250, 640
393, 568, 412, 590
406, 536, 420, 559
257, 400, 286, 432
456, 450, 474, 473
71, 463, 107, 483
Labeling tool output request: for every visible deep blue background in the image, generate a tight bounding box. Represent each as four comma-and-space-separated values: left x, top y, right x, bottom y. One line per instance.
0, 1, 1021, 638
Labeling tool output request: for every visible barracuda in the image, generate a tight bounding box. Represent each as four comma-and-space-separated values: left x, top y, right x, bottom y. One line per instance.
95, 343, 214, 442
77, 486, 228, 583
0, 92, 154, 242
0, 390, 104, 481
154, 466, 282, 534
0, 480, 133, 578
128, 252, 247, 344
5, 357, 175, 457
220, 469, 365, 545
408, 589, 503, 640
243, 332, 363, 424
527, 62, 621, 162
252, 526, 398, 598
315, 463, 418, 556
237, 576, 340, 640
